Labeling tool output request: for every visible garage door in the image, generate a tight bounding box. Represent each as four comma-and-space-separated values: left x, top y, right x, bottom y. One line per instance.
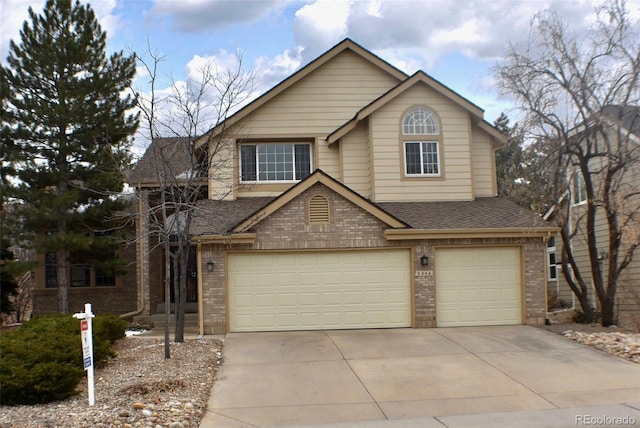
228, 249, 411, 332
436, 247, 522, 327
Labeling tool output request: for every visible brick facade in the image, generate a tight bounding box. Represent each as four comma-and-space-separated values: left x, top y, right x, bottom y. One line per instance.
197, 184, 547, 333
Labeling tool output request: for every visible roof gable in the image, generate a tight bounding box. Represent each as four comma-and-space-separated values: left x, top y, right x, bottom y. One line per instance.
195, 38, 408, 148
232, 169, 408, 232
327, 71, 506, 145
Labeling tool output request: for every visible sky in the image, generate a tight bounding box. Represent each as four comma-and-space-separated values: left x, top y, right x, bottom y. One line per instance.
2, 0, 640, 152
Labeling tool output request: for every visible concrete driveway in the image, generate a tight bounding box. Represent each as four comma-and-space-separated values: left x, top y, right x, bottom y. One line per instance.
201, 326, 640, 427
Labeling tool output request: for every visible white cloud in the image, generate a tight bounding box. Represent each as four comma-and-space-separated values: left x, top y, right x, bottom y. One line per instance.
253, 46, 302, 90
151, 0, 295, 32
0, 0, 45, 61
288, 0, 632, 70
293, 0, 350, 62
1, 0, 120, 62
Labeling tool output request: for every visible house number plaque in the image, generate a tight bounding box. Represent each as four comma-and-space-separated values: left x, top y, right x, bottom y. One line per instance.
415, 271, 433, 277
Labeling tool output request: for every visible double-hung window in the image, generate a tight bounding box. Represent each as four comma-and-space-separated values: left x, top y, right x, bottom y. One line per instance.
404, 141, 439, 175
240, 143, 311, 182
402, 107, 441, 177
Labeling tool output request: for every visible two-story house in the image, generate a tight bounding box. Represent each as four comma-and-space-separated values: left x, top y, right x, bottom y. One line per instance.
131, 39, 556, 334
550, 106, 640, 328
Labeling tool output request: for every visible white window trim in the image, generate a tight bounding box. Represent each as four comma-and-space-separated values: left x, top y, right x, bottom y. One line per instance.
403, 140, 441, 177
239, 142, 312, 183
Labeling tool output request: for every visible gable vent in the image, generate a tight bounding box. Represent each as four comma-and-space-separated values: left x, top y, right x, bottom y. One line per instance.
308, 195, 330, 224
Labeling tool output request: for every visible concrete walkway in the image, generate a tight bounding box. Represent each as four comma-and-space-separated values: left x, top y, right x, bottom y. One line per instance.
200, 326, 640, 427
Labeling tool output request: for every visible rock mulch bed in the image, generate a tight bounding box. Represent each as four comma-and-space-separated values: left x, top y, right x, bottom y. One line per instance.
561, 330, 640, 363
0, 336, 223, 428
540, 322, 640, 364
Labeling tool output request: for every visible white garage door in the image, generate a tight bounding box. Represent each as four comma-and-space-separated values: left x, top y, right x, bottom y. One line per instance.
436, 247, 522, 327
228, 249, 411, 332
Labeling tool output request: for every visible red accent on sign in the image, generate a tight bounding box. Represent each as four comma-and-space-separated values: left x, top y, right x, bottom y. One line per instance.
81, 320, 88, 331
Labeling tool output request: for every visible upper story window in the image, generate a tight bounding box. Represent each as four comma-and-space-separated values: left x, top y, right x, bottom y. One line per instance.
403, 107, 439, 135
402, 107, 441, 177
240, 142, 312, 183
404, 141, 439, 175
572, 170, 587, 205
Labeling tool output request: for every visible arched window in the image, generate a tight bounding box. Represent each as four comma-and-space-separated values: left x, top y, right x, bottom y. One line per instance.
402, 107, 442, 177
308, 194, 330, 224
403, 107, 439, 135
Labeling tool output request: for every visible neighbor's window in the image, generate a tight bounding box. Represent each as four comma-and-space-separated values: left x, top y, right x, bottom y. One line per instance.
45, 252, 57, 288
240, 143, 311, 182
70, 264, 91, 287
402, 107, 441, 177
572, 171, 587, 205
95, 266, 116, 287
547, 237, 558, 281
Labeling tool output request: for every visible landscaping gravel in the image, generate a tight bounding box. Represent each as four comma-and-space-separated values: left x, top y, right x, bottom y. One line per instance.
561, 330, 640, 363
539, 322, 640, 364
0, 336, 222, 428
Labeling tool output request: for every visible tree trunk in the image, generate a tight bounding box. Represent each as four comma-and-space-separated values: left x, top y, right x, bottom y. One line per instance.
173, 244, 186, 342
600, 298, 615, 327
573, 289, 595, 323
164, 239, 171, 359
56, 249, 69, 314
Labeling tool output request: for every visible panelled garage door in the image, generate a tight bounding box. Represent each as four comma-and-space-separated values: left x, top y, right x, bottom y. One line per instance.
436, 247, 522, 327
228, 249, 411, 332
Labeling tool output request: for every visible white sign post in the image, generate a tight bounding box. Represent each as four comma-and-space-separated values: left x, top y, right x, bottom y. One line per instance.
73, 303, 95, 406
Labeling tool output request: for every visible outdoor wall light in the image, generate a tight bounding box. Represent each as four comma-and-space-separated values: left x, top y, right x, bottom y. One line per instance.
206, 260, 215, 272
420, 255, 429, 266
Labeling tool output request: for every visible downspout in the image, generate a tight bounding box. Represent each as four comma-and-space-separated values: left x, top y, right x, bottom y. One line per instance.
196, 241, 204, 336
120, 184, 146, 320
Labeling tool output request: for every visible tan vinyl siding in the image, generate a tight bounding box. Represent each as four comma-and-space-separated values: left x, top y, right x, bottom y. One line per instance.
317, 139, 340, 178
208, 139, 236, 200
232, 50, 399, 139
341, 120, 371, 197
471, 128, 497, 197
370, 85, 474, 202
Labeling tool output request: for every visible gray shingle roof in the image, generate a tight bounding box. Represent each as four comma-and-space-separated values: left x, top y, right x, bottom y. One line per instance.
189, 196, 551, 236
129, 138, 194, 184
378, 197, 551, 230
190, 197, 276, 236
600, 105, 640, 137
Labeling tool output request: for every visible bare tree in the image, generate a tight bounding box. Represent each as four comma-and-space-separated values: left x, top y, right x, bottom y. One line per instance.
131, 46, 253, 355
495, 0, 640, 326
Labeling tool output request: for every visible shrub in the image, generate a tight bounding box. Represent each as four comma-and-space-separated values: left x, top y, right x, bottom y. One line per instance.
572, 308, 602, 324
0, 326, 84, 405
93, 313, 127, 344
0, 313, 126, 405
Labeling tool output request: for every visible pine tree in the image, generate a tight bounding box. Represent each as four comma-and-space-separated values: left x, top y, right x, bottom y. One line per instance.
2, 0, 138, 313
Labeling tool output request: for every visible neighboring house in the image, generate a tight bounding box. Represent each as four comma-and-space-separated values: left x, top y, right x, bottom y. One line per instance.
130, 39, 556, 333
551, 106, 640, 328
